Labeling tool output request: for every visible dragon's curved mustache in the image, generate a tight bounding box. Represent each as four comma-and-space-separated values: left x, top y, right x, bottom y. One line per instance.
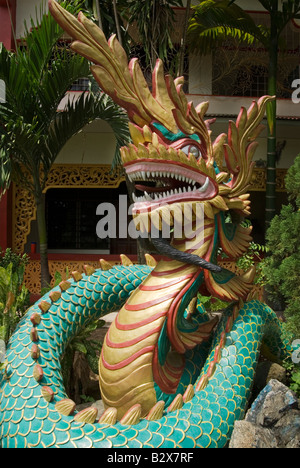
151, 235, 222, 273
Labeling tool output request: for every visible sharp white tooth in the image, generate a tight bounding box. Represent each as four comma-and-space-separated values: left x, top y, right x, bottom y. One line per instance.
183, 187, 186, 193
133, 194, 137, 202
198, 177, 209, 193
170, 190, 174, 195
188, 186, 192, 192
151, 172, 155, 177
144, 192, 152, 201
178, 187, 182, 194
141, 171, 146, 180
175, 174, 178, 180
128, 174, 133, 182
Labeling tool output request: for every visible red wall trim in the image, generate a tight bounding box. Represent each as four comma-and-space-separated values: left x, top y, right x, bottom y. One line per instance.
0, 0, 17, 50
0, 189, 12, 251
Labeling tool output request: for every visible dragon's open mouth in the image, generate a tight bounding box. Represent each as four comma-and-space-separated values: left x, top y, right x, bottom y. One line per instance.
123, 159, 222, 273
125, 160, 218, 208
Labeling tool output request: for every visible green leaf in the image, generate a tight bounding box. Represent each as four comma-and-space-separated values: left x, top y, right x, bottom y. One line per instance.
188, 0, 269, 54
72, 340, 87, 354
0, 326, 5, 341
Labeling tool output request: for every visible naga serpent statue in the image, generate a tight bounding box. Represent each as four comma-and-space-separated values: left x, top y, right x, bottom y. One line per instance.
0, 0, 295, 449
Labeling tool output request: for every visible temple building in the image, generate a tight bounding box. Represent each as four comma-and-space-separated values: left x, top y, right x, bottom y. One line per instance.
1, 0, 300, 295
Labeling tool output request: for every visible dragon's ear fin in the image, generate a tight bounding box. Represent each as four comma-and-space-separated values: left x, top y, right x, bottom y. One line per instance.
218, 213, 253, 259
204, 266, 256, 302
223, 96, 274, 198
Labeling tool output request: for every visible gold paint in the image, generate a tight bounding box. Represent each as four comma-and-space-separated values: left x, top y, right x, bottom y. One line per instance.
83, 265, 95, 276
74, 407, 98, 423
98, 407, 117, 425
120, 254, 133, 266
48, 291, 60, 305
145, 254, 157, 267
59, 281, 71, 291
129, 122, 145, 145
103, 327, 161, 364
99, 259, 113, 271
183, 384, 195, 403
38, 301, 51, 313
167, 394, 183, 413
120, 404, 142, 426
71, 271, 82, 282
146, 401, 165, 421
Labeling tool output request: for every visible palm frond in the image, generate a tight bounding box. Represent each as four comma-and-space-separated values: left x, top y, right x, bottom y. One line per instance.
44, 91, 129, 184
21, 1, 88, 82
0, 147, 11, 197
188, 0, 268, 54
0, 45, 31, 111
37, 50, 91, 124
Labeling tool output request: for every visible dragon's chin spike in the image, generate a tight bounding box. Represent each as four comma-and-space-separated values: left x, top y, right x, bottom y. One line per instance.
151, 236, 222, 273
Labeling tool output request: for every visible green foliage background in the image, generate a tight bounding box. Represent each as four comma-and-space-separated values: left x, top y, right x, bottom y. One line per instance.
262, 154, 300, 338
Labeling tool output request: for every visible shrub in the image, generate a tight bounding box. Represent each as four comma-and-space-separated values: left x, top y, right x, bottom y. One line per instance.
262, 154, 300, 338
0, 248, 29, 344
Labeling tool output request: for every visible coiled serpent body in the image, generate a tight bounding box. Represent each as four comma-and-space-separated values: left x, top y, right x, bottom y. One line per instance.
0, 263, 292, 448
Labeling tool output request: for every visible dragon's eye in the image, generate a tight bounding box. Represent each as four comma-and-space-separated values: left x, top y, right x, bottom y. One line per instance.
180, 144, 202, 159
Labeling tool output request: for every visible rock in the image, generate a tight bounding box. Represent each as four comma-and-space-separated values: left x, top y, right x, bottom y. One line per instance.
246, 379, 298, 427
274, 410, 300, 448
230, 380, 300, 448
76, 399, 105, 419
253, 361, 286, 395
229, 421, 277, 448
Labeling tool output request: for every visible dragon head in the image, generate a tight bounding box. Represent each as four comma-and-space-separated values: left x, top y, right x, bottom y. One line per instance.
49, 0, 273, 302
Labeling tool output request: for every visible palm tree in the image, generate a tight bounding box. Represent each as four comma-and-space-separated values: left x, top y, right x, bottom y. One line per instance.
0, 2, 130, 288
188, 0, 300, 230
83, 0, 130, 51
124, 0, 184, 73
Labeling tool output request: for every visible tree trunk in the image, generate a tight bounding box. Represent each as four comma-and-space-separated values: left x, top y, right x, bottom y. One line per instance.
265, 18, 278, 232
35, 194, 51, 290
178, 0, 192, 77
112, 0, 123, 46
94, 0, 103, 30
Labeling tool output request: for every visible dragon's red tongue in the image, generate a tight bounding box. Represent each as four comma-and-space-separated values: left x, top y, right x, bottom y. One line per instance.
135, 184, 173, 193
